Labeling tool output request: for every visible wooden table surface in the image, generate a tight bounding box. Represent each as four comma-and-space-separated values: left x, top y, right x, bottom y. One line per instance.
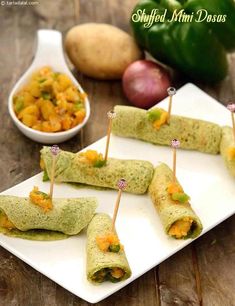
0, 1, 235, 305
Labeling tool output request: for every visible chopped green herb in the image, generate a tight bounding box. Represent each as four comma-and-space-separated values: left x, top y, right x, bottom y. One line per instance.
41, 92, 51, 100
74, 101, 84, 111
107, 274, 120, 283
109, 244, 120, 253
94, 160, 106, 168
147, 109, 162, 122
172, 192, 190, 203
14, 96, 24, 113
35, 191, 50, 199
38, 78, 46, 83
53, 72, 60, 80
43, 170, 49, 182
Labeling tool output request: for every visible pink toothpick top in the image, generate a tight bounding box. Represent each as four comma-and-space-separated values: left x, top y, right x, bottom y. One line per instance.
117, 178, 127, 190
171, 139, 180, 148
227, 103, 235, 112
167, 87, 176, 96
50, 145, 60, 156
107, 110, 117, 119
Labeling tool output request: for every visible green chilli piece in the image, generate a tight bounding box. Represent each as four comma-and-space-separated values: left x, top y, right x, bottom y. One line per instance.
14, 96, 24, 113
147, 108, 162, 122
171, 192, 190, 203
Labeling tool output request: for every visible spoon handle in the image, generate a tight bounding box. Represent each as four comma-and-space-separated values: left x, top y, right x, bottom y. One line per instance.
32, 30, 66, 69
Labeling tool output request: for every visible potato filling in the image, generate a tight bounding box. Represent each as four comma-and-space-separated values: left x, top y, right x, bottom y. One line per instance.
13, 66, 86, 132
96, 232, 122, 253
147, 108, 168, 130
29, 186, 52, 212
92, 268, 125, 283
168, 217, 193, 239
167, 182, 190, 204
0, 212, 16, 230
227, 147, 235, 161
78, 150, 106, 167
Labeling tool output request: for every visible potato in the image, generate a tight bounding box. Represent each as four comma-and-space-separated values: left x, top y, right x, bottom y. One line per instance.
65, 23, 143, 80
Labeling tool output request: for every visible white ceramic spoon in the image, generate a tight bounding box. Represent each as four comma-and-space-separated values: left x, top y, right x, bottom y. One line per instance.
8, 29, 90, 144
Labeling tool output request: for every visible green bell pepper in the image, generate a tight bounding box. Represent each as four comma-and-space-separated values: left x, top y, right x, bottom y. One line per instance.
131, 0, 235, 82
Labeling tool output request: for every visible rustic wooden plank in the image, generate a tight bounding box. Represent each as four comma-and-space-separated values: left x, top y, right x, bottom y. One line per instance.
157, 246, 200, 306
194, 215, 235, 306
0, 1, 159, 305
0, 2, 88, 306
193, 53, 235, 306
95, 269, 159, 306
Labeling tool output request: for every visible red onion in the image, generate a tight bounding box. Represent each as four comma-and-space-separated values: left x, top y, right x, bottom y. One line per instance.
122, 60, 171, 109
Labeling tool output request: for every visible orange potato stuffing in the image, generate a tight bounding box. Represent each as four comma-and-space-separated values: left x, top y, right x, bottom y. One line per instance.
13, 66, 87, 132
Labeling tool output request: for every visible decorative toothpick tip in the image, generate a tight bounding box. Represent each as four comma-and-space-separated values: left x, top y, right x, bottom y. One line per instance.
171, 139, 180, 149
167, 87, 176, 96
107, 110, 116, 119
51, 145, 60, 156
227, 103, 235, 112
117, 178, 127, 190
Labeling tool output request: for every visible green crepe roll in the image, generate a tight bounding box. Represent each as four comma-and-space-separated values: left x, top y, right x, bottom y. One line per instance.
86, 213, 131, 284
220, 126, 235, 177
40, 147, 154, 195
0, 195, 97, 240
148, 164, 203, 239
112, 105, 222, 154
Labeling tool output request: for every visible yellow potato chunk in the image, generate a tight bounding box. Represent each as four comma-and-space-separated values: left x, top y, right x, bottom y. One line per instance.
29, 81, 41, 97
22, 114, 37, 127
0, 213, 16, 229
13, 66, 87, 133
168, 217, 193, 239
18, 105, 39, 119
40, 100, 56, 120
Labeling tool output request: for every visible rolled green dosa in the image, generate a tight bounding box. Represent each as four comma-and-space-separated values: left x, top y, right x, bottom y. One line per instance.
86, 213, 131, 283
112, 105, 221, 154
0, 195, 97, 240
220, 126, 235, 177
40, 147, 154, 194
148, 164, 203, 239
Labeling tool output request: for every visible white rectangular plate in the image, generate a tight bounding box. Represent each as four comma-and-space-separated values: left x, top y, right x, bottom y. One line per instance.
0, 83, 234, 303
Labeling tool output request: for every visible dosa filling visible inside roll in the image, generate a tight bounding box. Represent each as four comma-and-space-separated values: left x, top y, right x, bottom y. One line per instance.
148, 164, 203, 239
86, 213, 131, 283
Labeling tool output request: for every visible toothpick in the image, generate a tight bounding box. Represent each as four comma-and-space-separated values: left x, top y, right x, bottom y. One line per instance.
49, 145, 60, 199
112, 178, 127, 232
104, 110, 116, 162
171, 139, 180, 183
227, 103, 235, 143
167, 87, 176, 124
